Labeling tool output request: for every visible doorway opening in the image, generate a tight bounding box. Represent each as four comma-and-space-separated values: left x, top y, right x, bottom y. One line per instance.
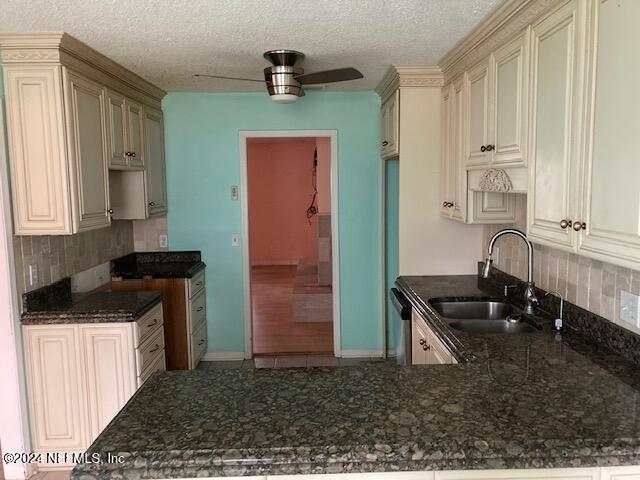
240, 131, 340, 358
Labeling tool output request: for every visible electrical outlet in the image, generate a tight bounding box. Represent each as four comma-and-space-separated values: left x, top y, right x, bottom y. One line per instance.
159, 234, 168, 248
28, 264, 38, 286
620, 290, 640, 327
231, 234, 240, 247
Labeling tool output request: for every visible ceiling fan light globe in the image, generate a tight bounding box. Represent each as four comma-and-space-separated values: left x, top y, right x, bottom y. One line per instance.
271, 93, 300, 104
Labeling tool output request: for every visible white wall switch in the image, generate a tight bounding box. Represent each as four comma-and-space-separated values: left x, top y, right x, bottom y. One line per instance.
28, 264, 38, 287
231, 185, 239, 201
231, 234, 240, 247
159, 234, 168, 248
620, 290, 640, 327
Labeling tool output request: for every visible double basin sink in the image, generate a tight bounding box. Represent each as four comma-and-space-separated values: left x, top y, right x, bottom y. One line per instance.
429, 300, 539, 334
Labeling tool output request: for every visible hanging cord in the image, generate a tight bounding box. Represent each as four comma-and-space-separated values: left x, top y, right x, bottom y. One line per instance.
306, 148, 318, 224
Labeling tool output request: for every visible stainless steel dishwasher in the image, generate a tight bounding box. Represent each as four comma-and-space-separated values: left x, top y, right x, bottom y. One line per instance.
390, 288, 412, 365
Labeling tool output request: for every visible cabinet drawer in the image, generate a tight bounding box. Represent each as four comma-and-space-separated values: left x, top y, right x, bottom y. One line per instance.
189, 288, 206, 332
137, 348, 166, 386
136, 327, 164, 377
191, 320, 207, 368
188, 270, 205, 298
134, 302, 163, 347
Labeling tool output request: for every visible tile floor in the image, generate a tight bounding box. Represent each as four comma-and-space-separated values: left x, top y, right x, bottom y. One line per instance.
197, 355, 395, 369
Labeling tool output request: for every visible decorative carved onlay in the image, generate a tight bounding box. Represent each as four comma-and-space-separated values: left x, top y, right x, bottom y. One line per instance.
478, 168, 514, 193
439, 0, 563, 83
0, 32, 166, 102
375, 65, 444, 101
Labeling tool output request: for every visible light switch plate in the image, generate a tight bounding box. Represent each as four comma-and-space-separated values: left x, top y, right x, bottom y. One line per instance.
231, 234, 240, 247
620, 290, 640, 327
231, 185, 239, 201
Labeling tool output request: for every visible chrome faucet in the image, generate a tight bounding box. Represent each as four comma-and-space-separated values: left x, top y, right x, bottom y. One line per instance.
481, 229, 539, 315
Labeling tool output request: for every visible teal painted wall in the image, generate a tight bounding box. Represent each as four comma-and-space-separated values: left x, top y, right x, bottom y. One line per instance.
384, 159, 401, 352
163, 92, 383, 353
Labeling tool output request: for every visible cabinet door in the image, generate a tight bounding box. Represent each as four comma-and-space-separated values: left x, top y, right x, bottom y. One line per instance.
440, 84, 453, 217
492, 30, 529, 167
80, 325, 136, 441
24, 326, 88, 453
125, 99, 145, 169
527, 1, 581, 250
411, 311, 428, 365
381, 91, 399, 159
577, 0, 640, 269
450, 75, 467, 222
144, 107, 168, 216
64, 70, 111, 232
466, 58, 491, 167
106, 90, 128, 169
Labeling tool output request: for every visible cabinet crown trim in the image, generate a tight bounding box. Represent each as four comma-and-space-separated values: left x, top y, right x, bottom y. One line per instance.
375, 65, 444, 100
0, 32, 166, 102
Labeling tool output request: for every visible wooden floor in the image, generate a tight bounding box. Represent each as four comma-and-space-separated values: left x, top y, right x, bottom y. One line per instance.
251, 265, 333, 355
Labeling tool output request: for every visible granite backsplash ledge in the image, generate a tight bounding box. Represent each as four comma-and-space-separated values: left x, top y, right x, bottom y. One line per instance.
480, 263, 640, 366
111, 251, 205, 279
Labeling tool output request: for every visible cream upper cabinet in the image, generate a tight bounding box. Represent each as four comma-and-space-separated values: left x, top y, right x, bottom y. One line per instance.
143, 107, 168, 217
0, 33, 167, 234
381, 90, 399, 159
466, 58, 491, 167
440, 84, 453, 217
492, 30, 529, 167
527, 0, 584, 251
576, 0, 640, 269
441, 76, 467, 221
125, 99, 145, 169
64, 70, 111, 232
106, 90, 127, 169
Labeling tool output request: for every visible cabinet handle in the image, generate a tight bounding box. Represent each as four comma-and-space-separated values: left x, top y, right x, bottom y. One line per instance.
196, 281, 203, 287
419, 339, 426, 345
147, 319, 158, 328
149, 201, 155, 207
107, 208, 114, 215
480, 145, 486, 152
423, 345, 431, 351
559, 219, 572, 229
197, 306, 203, 312
382, 141, 389, 147
149, 344, 160, 353
198, 339, 205, 346
486, 145, 495, 152
572, 221, 586, 232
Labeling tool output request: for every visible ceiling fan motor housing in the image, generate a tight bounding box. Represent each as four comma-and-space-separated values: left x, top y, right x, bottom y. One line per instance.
263, 50, 305, 101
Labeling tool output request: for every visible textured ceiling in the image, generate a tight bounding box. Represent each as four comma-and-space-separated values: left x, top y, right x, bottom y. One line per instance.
0, 0, 500, 92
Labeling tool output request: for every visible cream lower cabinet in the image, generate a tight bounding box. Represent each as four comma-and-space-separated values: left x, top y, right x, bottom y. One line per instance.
23, 302, 165, 468
411, 309, 456, 365
187, 270, 207, 369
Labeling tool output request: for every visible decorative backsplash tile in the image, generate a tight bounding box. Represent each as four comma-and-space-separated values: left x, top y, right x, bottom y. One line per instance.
484, 194, 640, 334
133, 217, 168, 252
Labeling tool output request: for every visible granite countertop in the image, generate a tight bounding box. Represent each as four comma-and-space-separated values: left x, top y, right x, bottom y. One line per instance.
111, 251, 206, 279
71, 274, 640, 479
21, 277, 163, 325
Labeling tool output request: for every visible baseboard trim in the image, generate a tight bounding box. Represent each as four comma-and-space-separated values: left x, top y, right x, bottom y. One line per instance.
202, 352, 245, 361
341, 349, 385, 358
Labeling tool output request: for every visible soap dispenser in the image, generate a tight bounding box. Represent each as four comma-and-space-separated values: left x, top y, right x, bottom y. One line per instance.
544, 290, 564, 331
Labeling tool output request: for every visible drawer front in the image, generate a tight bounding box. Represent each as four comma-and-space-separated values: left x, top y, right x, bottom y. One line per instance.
137, 350, 166, 386
134, 302, 163, 347
188, 270, 205, 298
190, 288, 206, 332
190, 320, 207, 368
136, 327, 165, 377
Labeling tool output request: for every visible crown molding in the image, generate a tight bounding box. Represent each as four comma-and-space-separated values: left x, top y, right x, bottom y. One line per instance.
375, 65, 444, 100
438, 0, 563, 82
0, 32, 166, 102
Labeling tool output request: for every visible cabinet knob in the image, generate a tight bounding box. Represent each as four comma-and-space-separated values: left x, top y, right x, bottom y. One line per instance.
382, 141, 389, 147
559, 219, 572, 229
149, 201, 155, 207
572, 221, 586, 232
480, 145, 486, 152
198, 339, 205, 346
149, 344, 160, 353
131, 152, 137, 157
419, 339, 426, 345
423, 345, 431, 351
107, 208, 114, 215
125, 152, 132, 157
486, 145, 495, 152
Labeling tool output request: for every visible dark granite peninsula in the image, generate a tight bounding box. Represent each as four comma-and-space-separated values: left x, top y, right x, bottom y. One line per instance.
71, 269, 640, 480
111, 251, 206, 279
21, 277, 163, 324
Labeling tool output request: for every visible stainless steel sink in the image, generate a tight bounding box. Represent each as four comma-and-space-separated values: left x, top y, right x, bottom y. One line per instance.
429, 300, 538, 334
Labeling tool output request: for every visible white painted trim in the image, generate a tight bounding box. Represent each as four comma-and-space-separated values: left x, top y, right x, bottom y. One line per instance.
341, 349, 385, 358
0, 87, 31, 480
239, 130, 341, 359
201, 352, 245, 361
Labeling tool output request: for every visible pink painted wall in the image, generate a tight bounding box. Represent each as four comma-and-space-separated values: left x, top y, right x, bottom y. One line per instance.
248, 139, 320, 265
316, 138, 331, 214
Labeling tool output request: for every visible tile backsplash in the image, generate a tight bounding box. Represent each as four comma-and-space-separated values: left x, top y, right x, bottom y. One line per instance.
132, 216, 168, 252
12, 221, 134, 300
484, 194, 640, 333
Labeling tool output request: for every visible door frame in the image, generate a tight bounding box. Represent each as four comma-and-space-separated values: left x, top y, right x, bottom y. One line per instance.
239, 130, 341, 358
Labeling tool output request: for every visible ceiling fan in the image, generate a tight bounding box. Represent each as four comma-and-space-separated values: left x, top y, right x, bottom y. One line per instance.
194, 50, 363, 104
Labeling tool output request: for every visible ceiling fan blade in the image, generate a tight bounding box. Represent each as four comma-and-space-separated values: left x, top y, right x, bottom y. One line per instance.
194, 74, 265, 83
295, 67, 363, 85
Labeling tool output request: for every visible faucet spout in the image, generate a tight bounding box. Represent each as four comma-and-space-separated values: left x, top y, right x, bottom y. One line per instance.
483, 229, 538, 315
